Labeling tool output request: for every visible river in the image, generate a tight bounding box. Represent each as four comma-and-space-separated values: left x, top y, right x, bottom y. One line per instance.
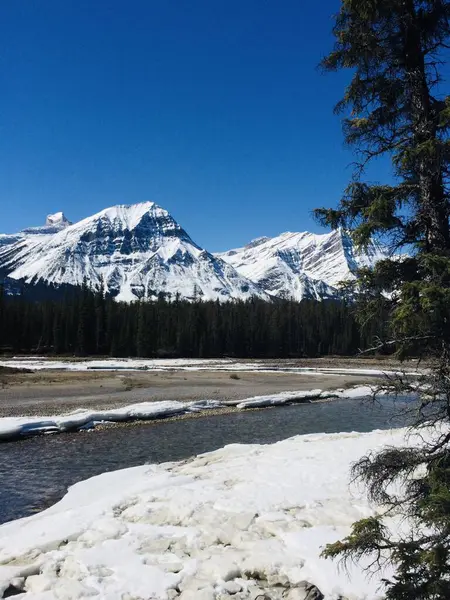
0, 395, 412, 524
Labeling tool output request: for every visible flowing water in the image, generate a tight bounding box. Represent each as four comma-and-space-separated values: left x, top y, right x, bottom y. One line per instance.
0, 395, 413, 524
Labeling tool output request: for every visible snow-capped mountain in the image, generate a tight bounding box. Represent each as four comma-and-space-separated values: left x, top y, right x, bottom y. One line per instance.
0, 202, 268, 302
216, 229, 388, 301
22, 211, 72, 235
0, 202, 387, 302
0, 212, 71, 249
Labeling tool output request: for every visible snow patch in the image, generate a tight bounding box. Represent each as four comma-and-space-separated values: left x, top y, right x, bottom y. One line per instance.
0, 427, 422, 599
0, 387, 373, 441
0, 357, 420, 377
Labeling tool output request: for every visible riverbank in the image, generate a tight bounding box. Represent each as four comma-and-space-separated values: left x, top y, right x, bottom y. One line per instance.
0, 394, 413, 525
0, 357, 413, 417
0, 427, 418, 600
0, 386, 375, 442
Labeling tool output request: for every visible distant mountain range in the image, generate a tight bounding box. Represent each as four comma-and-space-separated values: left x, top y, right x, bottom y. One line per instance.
0, 202, 387, 302
216, 230, 386, 302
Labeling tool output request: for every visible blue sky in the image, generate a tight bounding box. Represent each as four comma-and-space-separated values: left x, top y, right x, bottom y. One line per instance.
1, 0, 389, 251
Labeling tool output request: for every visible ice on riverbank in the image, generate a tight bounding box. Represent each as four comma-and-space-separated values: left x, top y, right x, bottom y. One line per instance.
0, 427, 416, 599
0, 356, 421, 377
0, 399, 220, 441
0, 387, 373, 442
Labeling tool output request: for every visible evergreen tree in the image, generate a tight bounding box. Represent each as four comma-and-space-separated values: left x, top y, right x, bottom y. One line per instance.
136, 301, 151, 357
94, 280, 106, 354
52, 309, 64, 354
76, 279, 96, 355
315, 1, 450, 597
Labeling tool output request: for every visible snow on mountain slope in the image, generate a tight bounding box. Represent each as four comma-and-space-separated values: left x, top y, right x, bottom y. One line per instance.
0, 212, 71, 244
0, 202, 268, 302
216, 229, 388, 301
0, 233, 22, 248
0, 212, 71, 260
0, 204, 387, 302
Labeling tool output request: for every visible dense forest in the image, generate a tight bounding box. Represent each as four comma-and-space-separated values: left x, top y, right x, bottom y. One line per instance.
0, 283, 384, 358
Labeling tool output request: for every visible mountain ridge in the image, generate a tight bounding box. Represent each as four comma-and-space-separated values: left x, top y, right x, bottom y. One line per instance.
0, 202, 268, 303
216, 228, 387, 301
0, 202, 387, 302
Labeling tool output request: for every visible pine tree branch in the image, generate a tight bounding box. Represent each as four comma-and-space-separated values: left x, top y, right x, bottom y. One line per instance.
358, 335, 435, 355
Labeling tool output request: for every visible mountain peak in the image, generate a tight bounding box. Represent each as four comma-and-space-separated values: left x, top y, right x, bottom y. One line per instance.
0, 200, 267, 303
246, 236, 270, 249
46, 212, 71, 227
20, 212, 72, 236
93, 201, 164, 229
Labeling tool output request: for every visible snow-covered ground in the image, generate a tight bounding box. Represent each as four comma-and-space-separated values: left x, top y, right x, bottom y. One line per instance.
0, 387, 373, 442
0, 357, 232, 372
0, 357, 419, 377
0, 427, 417, 600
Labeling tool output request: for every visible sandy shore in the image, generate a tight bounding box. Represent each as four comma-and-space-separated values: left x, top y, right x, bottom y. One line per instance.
0, 358, 392, 417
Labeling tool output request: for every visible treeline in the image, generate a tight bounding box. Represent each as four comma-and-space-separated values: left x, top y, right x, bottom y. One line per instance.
0, 284, 383, 358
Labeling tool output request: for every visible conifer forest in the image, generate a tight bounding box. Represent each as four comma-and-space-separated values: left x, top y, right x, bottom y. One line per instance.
0, 283, 381, 358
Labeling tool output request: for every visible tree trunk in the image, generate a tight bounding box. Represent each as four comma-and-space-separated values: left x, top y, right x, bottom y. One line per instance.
404, 0, 450, 252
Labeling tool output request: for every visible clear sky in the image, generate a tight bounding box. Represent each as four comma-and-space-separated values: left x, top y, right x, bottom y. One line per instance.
1, 0, 389, 251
